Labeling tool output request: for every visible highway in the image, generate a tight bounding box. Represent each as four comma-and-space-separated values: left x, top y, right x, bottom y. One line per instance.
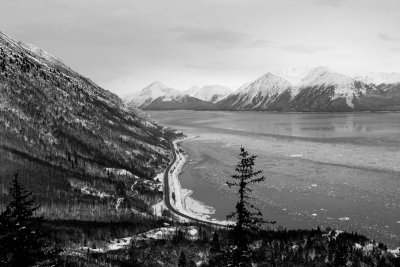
162, 141, 228, 228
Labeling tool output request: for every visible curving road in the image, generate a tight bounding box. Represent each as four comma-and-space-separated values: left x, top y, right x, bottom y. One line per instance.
163, 140, 228, 228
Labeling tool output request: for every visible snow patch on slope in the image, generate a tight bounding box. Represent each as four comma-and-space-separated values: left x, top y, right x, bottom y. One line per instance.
21, 43, 65, 67
234, 72, 292, 107
298, 66, 368, 108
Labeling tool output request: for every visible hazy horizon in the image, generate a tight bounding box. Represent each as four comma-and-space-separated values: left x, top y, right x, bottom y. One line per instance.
1, 0, 399, 96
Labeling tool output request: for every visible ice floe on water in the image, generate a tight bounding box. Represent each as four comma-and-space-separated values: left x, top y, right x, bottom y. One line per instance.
168, 138, 230, 225
148, 113, 400, 246
181, 188, 216, 219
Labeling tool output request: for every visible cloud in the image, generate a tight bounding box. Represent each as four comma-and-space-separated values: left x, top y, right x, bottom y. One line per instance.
170, 27, 248, 48
170, 27, 270, 49
378, 32, 400, 42
248, 39, 272, 48
183, 61, 228, 70
312, 0, 345, 7
280, 44, 327, 54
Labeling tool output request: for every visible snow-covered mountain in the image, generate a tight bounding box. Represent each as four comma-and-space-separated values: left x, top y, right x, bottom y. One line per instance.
185, 85, 232, 103
217, 66, 400, 111
124, 82, 182, 107
354, 72, 400, 86
142, 94, 216, 110
289, 66, 373, 111
125, 67, 400, 112
217, 72, 293, 110
124, 82, 216, 110
272, 66, 313, 85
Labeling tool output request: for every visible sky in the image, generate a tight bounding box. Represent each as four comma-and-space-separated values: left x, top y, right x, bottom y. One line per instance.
0, 0, 399, 95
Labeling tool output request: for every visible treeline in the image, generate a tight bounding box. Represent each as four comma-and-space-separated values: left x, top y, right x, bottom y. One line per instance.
0, 152, 162, 220
0, 173, 170, 266
60, 224, 400, 266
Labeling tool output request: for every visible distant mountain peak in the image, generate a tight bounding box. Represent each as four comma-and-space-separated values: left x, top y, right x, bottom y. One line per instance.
272, 66, 313, 85
238, 72, 292, 95
146, 81, 168, 89
354, 72, 400, 85
124, 81, 182, 106
300, 66, 353, 87
185, 84, 231, 103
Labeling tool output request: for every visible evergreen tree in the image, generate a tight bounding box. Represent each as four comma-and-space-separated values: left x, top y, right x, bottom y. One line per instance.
226, 147, 275, 266
209, 231, 224, 266
178, 250, 187, 267
0, 174, 57, 266
210, 231, 221, 254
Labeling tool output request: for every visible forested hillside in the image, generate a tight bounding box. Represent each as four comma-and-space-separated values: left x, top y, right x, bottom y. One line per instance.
0, 31, 179, 220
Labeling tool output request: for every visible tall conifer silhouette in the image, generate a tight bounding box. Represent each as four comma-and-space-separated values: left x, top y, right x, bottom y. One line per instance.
0, 174, 57, 266
226, 147, 275, 266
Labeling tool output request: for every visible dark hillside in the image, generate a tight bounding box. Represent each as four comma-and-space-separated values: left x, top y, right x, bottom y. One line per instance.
0, 31, 179, 219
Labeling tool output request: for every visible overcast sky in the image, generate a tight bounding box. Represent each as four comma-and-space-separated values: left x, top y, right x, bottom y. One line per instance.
0, 0, 399, 95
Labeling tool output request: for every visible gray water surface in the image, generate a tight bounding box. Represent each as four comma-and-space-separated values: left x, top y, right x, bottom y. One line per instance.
149, 111, 400, 247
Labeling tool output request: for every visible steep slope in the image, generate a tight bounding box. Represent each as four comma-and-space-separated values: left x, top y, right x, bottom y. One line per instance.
0, 30, 178, 219
217, 73, 292, 111
185, 84, 232, 103
289, 67, 388, 111
353, 72, 400, 110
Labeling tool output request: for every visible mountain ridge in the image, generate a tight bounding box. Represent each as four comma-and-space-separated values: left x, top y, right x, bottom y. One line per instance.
127, 67, 400, 112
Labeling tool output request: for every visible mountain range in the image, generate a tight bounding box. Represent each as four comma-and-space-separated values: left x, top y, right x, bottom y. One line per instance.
124, 82, 232, 110
0, 30, 178, 219
126, 67, 400, 112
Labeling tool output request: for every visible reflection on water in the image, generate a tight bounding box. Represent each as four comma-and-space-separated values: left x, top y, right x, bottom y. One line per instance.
191, 112, 400, 140
150, 111, 400, 148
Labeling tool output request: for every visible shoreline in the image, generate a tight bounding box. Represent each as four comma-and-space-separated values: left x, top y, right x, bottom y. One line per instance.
169, 136, 226, 223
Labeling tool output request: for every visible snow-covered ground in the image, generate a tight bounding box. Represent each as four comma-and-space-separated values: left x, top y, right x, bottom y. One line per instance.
166, 137, 231, 225
69, 179, 111, 199
78, 225, 200, 253
150, 135, 231, 225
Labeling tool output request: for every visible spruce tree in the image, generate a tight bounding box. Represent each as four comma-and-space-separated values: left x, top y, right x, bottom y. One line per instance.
226, 146, 275, 266
0, 174, 57, 266
210, 231, 221, 254
178, 250, 187, 267
209, 231, 223, 266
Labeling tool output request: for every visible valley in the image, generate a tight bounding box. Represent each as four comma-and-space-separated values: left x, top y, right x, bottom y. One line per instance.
1, 25, 399, 265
